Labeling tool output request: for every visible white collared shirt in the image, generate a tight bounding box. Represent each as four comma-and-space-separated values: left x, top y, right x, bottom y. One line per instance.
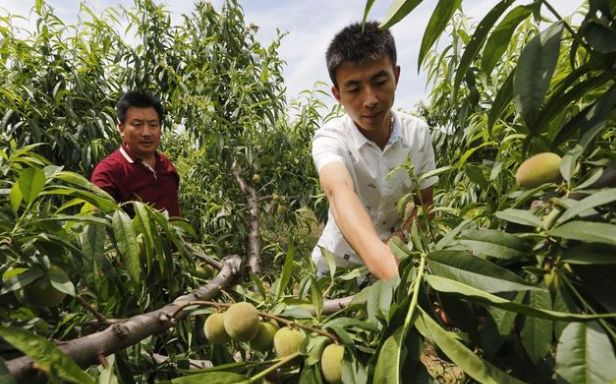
311, 110, 437, 273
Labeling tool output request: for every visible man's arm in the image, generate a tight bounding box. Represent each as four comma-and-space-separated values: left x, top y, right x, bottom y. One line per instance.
319, 162, 398, 280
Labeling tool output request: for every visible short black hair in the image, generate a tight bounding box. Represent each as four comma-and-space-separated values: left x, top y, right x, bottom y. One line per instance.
326, 21, 397, 86
117, 90, 164, 124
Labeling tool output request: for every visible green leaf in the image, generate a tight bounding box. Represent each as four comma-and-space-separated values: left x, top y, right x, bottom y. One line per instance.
170, 371, 249, 384
487, 69, 514, 133
561, 244, 616, 265
380, 0, 423, 29
495, 208, 542, 227
275, 242, 295, 301
585, 20, 616, 53
513, 22, 563, 130
0, 327, 95, 384
9, 183, 22, 213
425, 275, 616, 321
466, 164, 488, 189
319, 246, 337, 281
549, 221, 616, 246
555, 322, 616, 384
482, 5, 532, 75
415, 307, 526, 384
18, 167, 46, 205
112, 210, 141, 284
49, 266, 75, 296
373, 327, 404, 384
80, 222, 107, 269
0, 267, 44, 294
367, 278, 399, 325
554, 84, 616, 146
453, 0, 515, 96
520, 290, 552, 363
133, 202, 155, 273
558, 188, 616, 224
456, 229, 531, 260
362, 0, 377, 24
418, 0, 461, 69
427, 250, 540, 293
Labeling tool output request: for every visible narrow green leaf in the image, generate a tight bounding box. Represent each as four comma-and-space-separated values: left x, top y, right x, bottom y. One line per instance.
521, 290, 552, 362
170, 371, 249, 384
456, 229, 531, 260
418, 0, 461, 69
425, 275, 616, 321
549, 221, 616, 246
133, 202, 155, 273
18, 167, 46, 205
367, 278, 398, 325
0, 268, 44, 294
275, 242, 295, 300
0, 327, 95, 384
415, 307, 526, 384
495, 208, 542, 227
487, 69, 514, 133
454, 0, 515, 96
373, 327, 404, 384
112, 210, 141, 284
513, 22, 563, 130
585, 20, 616, 53
561, 244, 616, 265
427, 250, 540, 293
482, 5, 532, 76
558, 188, 616, 224
362, 0, 377, 24
554, 83, 616, 147
49, 266, 75, 296
80, 222, 107, 269
555, 322, 616, 383
380, 0, 423, 29
538, 73, 605, 136
319, 246, 337, 281
9, 183, 22, 213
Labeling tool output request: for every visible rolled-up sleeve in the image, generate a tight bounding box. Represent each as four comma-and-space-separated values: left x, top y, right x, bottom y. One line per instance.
312, 128, 347, 174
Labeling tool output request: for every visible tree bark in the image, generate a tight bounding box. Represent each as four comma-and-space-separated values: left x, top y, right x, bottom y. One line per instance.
6, 255, 242, 383
232, 166, 262, 275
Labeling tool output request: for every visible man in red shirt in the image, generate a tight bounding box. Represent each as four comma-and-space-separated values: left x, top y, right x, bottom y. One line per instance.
91, 91, 180, 217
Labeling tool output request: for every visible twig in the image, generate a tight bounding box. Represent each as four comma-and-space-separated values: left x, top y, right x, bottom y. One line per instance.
171, 300, 340, 343
541, 0, 593, 54
75, 295, 109, 326
244, 352, 301, 384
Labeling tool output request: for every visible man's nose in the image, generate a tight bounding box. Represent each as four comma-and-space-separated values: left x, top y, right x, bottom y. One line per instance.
364, 87, 378, 108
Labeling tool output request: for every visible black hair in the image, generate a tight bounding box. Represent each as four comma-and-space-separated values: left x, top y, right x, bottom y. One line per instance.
326, 21, 397, 86
117, 90, 164, 124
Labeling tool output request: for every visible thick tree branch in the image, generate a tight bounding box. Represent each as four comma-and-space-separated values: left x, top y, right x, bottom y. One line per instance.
232, 165, 262, 275
7, 255, 242, 383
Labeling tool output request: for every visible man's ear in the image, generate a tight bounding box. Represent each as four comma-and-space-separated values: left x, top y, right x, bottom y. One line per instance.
394, 65, 401, 86
117, 123, 125, 140
331, 85, 342, 103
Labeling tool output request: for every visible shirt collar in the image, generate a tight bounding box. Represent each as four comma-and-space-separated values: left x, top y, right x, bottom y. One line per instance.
120, 143, 160, 165
346, 110, 401, 149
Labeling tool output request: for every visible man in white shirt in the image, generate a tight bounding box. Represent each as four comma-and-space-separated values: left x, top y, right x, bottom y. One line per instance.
311, 21, 438, 280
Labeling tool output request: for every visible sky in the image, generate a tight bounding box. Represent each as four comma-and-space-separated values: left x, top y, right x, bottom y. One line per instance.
0, 0, 584, 110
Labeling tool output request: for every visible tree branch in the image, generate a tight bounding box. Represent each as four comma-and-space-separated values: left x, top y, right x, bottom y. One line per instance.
232, 165, 262, 275
6, 255, 242, 383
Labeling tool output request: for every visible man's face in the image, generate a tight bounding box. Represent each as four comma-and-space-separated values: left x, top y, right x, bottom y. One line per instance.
332, 55, 400, 133
119, 107, 161, 159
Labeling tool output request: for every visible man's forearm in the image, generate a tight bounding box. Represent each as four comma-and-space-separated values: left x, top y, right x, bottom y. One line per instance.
328, 187, 398, 280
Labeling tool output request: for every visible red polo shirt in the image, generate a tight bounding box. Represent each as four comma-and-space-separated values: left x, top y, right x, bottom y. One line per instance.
91, 144, 181, 217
